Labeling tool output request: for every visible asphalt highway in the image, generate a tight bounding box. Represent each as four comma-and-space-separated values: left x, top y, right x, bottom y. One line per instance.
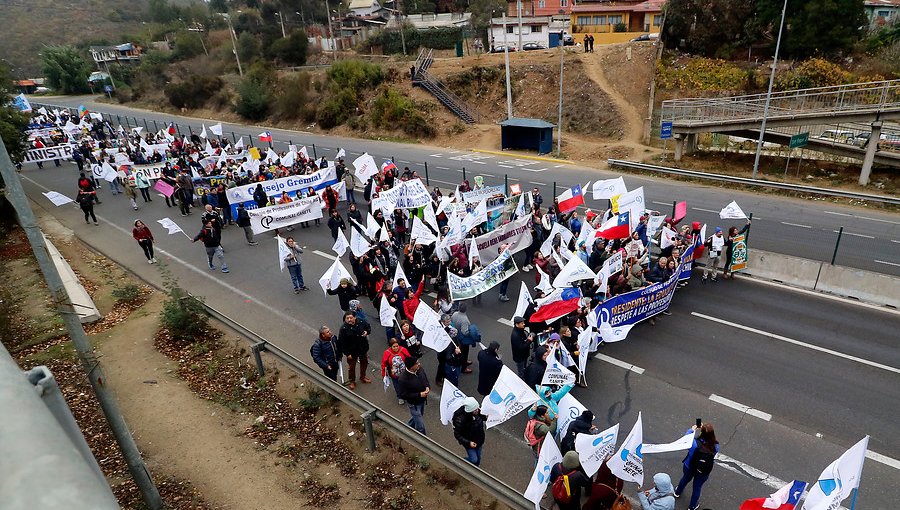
16, 160, 900, 510
32, 95, 900, 277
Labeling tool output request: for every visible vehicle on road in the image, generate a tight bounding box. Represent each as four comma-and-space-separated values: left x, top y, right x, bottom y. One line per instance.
630, 33, 659, 42
817, 129, 855, 144
852, 132, 870, 147
563, 33, 574, 46
522, 42, 547, 51
490, 45, 517, 53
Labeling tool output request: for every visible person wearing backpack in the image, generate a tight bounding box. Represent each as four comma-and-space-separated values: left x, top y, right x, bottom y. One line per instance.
523, 405, 554, 461
549, 451, 592, 510
637, 473, 675, 510
674, 422, 719, 510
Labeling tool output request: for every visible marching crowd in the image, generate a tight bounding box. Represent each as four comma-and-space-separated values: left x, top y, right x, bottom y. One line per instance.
26, 107, 757, 510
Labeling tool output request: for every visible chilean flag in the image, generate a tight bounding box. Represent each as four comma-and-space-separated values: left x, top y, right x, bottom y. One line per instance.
530, 287, 582, 323
258, 131, 273, 143
739, 480, 807, 510
596, 211, 631, 240
382, 160, 397, 174
556, 184, 585, 214
166, 122, 177, 135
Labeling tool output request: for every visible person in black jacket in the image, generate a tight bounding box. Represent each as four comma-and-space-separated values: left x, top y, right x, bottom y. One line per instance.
510, 316, 534, 378
452, 397, 486, 466
327, 209, 346, 241
550, 451, 593, 510
397, 356, 430, 435
327, 278, 360, 311
338, 312, 371, 390
192, 220, 228, 273
253, 183, 268, 209
310, 326, 340, 381
235, 203, 258, 245
477, 341, 503, 396
524, 345, 550, 390
560, 410, 598, 454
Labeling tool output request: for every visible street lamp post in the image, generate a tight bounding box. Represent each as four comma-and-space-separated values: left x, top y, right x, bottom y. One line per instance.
752, 0, 788, 179
275, 12, 286, 38
324, 0, 338, 61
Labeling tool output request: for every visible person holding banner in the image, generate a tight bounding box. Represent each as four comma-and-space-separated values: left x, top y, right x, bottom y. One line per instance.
452, 397, 486, 466
135, 171, 152, 203
235, 203, 258, 246
723, 220, 751, 279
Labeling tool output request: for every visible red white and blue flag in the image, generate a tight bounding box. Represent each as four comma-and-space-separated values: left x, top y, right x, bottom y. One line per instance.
258, 131, 273, 143
739, 480, 807, 510
556, 184, 585, 214
166, 122, 176, 135
530, 287, 582, 323
596, 211, 631, 240
382, 160, 397, 174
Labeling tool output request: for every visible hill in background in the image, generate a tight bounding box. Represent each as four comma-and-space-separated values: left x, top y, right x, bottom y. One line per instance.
0, 0, 148, 77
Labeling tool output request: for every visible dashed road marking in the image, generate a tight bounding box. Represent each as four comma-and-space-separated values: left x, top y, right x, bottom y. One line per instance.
692, 207, 718, 213
312, 250, 336, 260
593, 353, 645, 375
496, 318, 513, 326
832, 230, 875, 239
781, 221, 812, 228
874, 260, 900, 267
709, 394, 772, 421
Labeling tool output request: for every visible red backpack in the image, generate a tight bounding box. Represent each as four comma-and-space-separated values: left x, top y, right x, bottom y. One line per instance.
551, 465, 578, 504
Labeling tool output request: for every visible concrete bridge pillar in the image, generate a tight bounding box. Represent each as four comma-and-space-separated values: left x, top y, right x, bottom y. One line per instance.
674, 134, 684, 161
859, 121, 882, 186
685, 133, 698, 155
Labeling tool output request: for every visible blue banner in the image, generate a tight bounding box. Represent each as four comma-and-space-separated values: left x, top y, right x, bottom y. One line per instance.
679, 245, 695, 282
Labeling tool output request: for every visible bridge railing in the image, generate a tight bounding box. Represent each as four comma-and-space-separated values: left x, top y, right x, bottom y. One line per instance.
662, 79, 900, 125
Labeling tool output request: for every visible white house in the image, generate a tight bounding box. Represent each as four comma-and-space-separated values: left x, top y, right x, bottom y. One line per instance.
348, 0, 384, 17
488, 16, 569, 50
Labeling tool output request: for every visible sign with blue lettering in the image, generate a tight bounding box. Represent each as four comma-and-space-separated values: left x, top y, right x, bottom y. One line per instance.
660, 121, 673, 140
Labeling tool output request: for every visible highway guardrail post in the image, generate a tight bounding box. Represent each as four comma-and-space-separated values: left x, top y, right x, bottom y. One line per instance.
143, 118, 149, 131
553, 181, 557, 198
424, 162, 430, 185
361, 410, 378, 452
463, 166, 466, 182
251, 343, 266, 376
312, 144, 317, 159
746, 213, 753, 242
116, 114, 122, 126
153, 120, 159, 132
831, 226, 844, 265
231, 132, 237, 143
505, 174, 509, 195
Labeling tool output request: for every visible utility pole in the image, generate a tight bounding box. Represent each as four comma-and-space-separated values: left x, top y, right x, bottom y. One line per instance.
503, 13, 513, 119
398, 0, 407, 56
225, 14, 243, 76
752, 0, 788, 179
517, 0, 523, 51
277, 11, 286, 38
557, 38, 564, 156
0, 136, 163, 509
324, 0, 338, 61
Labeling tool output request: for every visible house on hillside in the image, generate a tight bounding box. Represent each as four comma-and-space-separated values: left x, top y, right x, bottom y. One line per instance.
570, 0, 664, 45
89, 43, 142, 69
488, 16, 570, 49
864, 0, 900, 27
506, 0, 573, 17
348, 0, 386, 17
405, 12, 473, 29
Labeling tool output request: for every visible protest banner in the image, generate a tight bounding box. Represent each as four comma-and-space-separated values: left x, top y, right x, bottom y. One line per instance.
541, 348, 576, 387
131, 161, 167, 180
679, 245, 696, 281
25, 144, 74, 163
153, 180, 175, 197
191, 175, 230, 197
447, 249, 517, 301
472, 215, 533, 262
593, 255, 688, 331
641, 431, 694, 454
461, 185, 504, 204
375, 179, 432, 210
729, 233, 749, 272
225, 166, 337, 216
247, 196, 324, 234
575, 423, 620, 477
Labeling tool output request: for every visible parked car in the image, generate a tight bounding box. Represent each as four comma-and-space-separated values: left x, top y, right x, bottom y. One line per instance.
852, 132, 870, 147
562, 33, 574, 46
817, 129, 855, 144
878, 133, 900, 150
522, 42, 547, 51
630, 33, 659, 42
490, 45, 517, 53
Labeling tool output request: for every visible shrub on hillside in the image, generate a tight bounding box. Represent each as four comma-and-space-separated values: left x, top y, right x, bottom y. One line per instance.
272, 73, 316, 121
164, 75, 223, 109
328, 60, 385, 92
235, 78, 270, 120
370, 88, 435, 138
316, 88, 357, 129
774, 58, 853, 90
655, 57, 746, 91
270, 31, 309, 66
172, 31, 206, 60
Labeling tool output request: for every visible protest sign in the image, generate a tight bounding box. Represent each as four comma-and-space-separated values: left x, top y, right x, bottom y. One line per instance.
225, 166, 337, 216
472, 215, 533, 262
247, 196, 324, 234
593, 256, 687, 331
729, 233, 749, 272
461, 185, 504, 204
375, 179, 432, 210
447, 249, 517, 301
25, 144, 74, 163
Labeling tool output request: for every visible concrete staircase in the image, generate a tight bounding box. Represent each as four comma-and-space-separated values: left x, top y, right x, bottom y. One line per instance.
411, 48, 479, 124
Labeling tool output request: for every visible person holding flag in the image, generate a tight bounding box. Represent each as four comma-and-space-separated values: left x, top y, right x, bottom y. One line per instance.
380, 338, 411, 405
674, 422, 719, 510
452, 397, 486, 466
192, 219, 229, 273
723, 219, 752, 279
283, 237, 308, 292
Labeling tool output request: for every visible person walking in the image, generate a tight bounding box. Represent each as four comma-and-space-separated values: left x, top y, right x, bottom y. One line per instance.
510, 316, 534, 378
702, 228, 725, 282
339, 311, 371, 390
723, 220, 751, 279
327, 278, 360, 311
311, 326, 340, 381
342, 168, 357, 204
327, 209, 346, 241
123, 178, 139, 211
674, 422, 719, 510
192, 219, 229, 273
638, 473, 676, 510
476, 341, 503, 396
381, 338, 411, 404
452, 397, 486, 466
283, 237, 309, 292
76, 189, 98, 225
397, 356, 430, 435
132, 220, 157, 264
235, 203, 258, 245
176, 170, 193, 216
134, 171, 152, 202
549, 451, 593, 510
450, 304, 478, 373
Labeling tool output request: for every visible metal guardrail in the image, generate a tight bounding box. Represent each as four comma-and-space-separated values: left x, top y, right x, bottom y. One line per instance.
200, 301, 532, 510
607, 159, 900, 206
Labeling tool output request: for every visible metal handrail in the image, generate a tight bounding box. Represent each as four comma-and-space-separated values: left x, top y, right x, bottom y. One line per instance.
200, 302, 532, 510
416, 70, 479, 123
607, 159, 900, 205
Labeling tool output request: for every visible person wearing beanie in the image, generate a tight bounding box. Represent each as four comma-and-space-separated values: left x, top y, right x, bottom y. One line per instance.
477, 341, 503, 396
396, 356, 430, 435
550, 451, 593, 510
524, 344, 551, 389
510, 316, 535, 378
452, 396, 486, 466
560, 410, 598, 454
327, 278, 360, 311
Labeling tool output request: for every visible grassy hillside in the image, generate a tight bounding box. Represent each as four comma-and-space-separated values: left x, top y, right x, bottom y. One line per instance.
0, 0, 148, 77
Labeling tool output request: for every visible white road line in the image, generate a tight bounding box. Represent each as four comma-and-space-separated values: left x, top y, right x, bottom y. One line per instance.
709, 394, 772, 421
312, 250, 336, 260
553, 164, 565, 168
715, 453, 789, 491
429, 178, 460, 186
521, 167, 547, 173
651, 201, 671, 207
781, 221, 812, 228
891, 240, 900, 244
530, 181, 547, 186
692, 207, 718, 213
436, 166, 450, 170
867, 449, 900, 471
429, 154, 444, 157
824, 210, 900, 226
496, 318, 513, 326
593, 353, 645, 374
691, 312, 900, 375
874, 259, 900, 267
833, 230, 875, 239
481, 172, 496, 177
498, 164, 513, 168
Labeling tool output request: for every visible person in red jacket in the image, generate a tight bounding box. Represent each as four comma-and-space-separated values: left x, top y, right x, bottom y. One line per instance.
381, 338, 411, 405
402, 278, 425, 320
132, 220, 157, 264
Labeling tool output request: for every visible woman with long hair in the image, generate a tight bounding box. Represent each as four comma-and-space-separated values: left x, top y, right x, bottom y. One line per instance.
132, 220, 157, 264
675, 422, 720, 510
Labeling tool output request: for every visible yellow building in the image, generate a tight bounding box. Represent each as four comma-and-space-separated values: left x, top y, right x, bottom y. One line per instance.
571, 0, 664, 45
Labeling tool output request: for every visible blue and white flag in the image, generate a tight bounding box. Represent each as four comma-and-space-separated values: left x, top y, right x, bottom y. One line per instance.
524, 436, 563, 510
607, 412, 644, 486
803, 437, 868, 510
575, 423, 620, 477
480, 365, 538, 429
439, 381, 468, 426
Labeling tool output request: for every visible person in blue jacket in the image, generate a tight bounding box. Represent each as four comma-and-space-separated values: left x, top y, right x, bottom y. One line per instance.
674, 422, 720, 510
526, 382, 574, 422
637, 472, 675, 510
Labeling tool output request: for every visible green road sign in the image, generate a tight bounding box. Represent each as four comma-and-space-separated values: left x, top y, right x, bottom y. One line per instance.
789, 132, 809, 149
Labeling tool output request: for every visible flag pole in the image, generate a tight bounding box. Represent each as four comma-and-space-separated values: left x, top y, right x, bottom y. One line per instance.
849, 488, 859, 510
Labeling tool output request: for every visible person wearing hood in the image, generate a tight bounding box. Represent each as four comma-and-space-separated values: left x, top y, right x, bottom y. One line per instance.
560, 410, 598, 454
549, 451, 593, 510
527, 381, 573, 422
638, 473, 676, 510
524, 343, 551, 389
476, 341, 503, 396
452, 397, 486, 466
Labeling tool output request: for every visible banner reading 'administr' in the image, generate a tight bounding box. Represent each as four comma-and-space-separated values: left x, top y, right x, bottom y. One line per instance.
447, 249, 517, 301
248, 196, 324, 234
25, 145, 75, 163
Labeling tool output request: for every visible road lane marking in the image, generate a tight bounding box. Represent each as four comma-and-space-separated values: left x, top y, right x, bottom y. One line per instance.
592, 353, 645, 374
781, 222, 812, 228
496, 318, 513, 326
651, 201, 670, 207
692, 207, 718, 213
833, 230, 875, 239
715, 453, 789, 491
436, 166, 450, 170
691, 312, 900, 375
824, 210, 900, 226
874, 260, 900, 267
530, 181, 547, 186
498, 164, 513, 168
867, 449, 900, 471
709, 394, 772, 421
312, 250, 336, 260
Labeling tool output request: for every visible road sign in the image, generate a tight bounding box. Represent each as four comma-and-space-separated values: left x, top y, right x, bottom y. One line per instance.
789, 132, 809, 149
660, 121, 673, 140
104, 85, 113, 93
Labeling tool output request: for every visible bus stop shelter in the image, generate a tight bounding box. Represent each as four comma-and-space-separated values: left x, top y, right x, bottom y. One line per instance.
499, 118, 555, 155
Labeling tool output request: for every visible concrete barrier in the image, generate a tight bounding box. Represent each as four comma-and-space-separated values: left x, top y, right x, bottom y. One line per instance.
742, 249, 900, 309
43, 235, 101, 323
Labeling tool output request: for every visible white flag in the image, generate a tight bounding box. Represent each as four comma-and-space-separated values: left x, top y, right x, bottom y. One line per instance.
660, 226, 678, 249
719, 200, 747, 219
349, 227, 371, 258
575, 423, 619, 477
366, 212, 381, 238
378, 296, 397, 327
535, 264, 554, 295
422, 203, 439, 232
199, 124, 208, 139
412, 303, 453, 352
803, 436, 869, 510
577, 328, 593, 376
524, 437, 564, 510
204, 141, 215, 156
439, 381, 469, 426
616, 186, 645, 227
607, 412, 644, 486
210, 122, 223, 136
556, 341, 576, 367
460, 199, 487, 233
598, 322, 634, 343
391, 264, 408, 292
512, 281, 533, 322
102, 162, 119, 182
379, 223, 390, 243
480, 366, 539, 429
318, 258, 354, 294
332, 229, 350, 257
642, 431, 695, 454
575, 423, 620, 477
276, 236, 291, 273
265, 148, 279, 163
410, 216, 437, 245
234, 137, 245, 149
592, 177, 627, 200
469, 237, 480, 268
157, 218, 185, 236
552, 255, 597, 287
335, 148, 346, 160
42, 191, 74, 206
280, 149, 296, 167
298, 145, 309, 159
647, 214, 665, 238
132, 126, 144, 136
353, 152, 379, 182
555, 393, 588, 441
541, 347, 576, 387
